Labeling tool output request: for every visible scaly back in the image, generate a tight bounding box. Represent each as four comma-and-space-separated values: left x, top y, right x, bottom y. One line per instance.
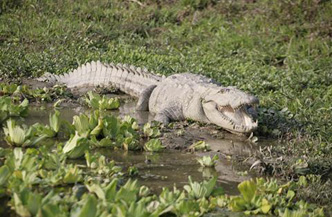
37, 61, 162, 97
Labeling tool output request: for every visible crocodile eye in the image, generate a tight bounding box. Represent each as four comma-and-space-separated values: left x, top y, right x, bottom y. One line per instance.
218, 88, 230, 93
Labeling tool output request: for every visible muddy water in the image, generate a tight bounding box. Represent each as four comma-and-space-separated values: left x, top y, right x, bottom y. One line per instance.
0, 99, 276, 195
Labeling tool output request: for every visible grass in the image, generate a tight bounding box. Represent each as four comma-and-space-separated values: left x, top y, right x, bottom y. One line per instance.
0, 0, 331, 207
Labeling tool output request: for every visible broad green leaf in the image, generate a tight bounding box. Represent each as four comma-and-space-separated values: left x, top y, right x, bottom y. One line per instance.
13, 192, 31, 217
0, 165, 11, 186
238, 180, 257, 203
105, 178, 118, 202
144, 139, 164, 152
73, 195, 98, 217
260, 198, 271, 214
26, 192, 42, 216
90, 118, 103, 136
63, 166, 82, 184
63, 133, 90, 159
49, 110, 61, 133
73, 114, 90, 137
86, 184, 105, 200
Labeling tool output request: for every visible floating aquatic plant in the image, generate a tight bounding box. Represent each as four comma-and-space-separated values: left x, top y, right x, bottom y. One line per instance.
63, 132, 90, 159
0, 97, 29, 123
184, 176, 223, 199
197, 155, 219, 167
3, 119, 47, 147
188, 141, 211, 152
144, 139, 164, 152
84, 91, 120, 110
143, 122, 161, 138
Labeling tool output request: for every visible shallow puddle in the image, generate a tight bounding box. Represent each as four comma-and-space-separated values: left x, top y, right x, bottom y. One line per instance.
0, 99, 277, 196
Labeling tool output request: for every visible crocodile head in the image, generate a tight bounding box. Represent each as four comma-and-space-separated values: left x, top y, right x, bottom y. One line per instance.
202, 87, 259, 134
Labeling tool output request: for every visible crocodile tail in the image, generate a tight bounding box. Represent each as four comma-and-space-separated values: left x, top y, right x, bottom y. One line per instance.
36, 72, 61, 84
37, 61, 162, 97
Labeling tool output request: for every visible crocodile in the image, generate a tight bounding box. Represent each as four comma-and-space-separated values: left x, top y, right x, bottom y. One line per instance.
38, 61, 259, 134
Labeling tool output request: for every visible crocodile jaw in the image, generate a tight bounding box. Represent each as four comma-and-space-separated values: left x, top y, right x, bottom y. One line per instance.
202, 101, 258, 134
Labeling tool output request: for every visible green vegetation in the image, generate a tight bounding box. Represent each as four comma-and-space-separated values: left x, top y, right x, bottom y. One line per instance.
0, 0, 331, 215
0, 83, 72, 102
0, 88, 326, 216
197, 155, 219, 167
3, 119, 47, 147
189, 141, 211, 152
0, 97, 28, 123
83, 91, 120, 110
0, 146, 325, 216
144, 138, 164, 152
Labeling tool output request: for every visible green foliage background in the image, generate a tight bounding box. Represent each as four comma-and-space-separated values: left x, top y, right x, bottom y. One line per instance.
0, 0, 331, 189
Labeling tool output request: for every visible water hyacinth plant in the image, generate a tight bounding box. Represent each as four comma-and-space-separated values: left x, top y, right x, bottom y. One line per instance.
31, 110, 62, 138
184, 176, 223, 199
188, 141, 211, 152
144, 139, 164, 152
63, 132, 90, 159
143, 122, 161, 138
3, 119, 47, 147
0, 97, 29, 123
197, 155, 219, 168
84, 91, 120, 110
0, 83, 20, 95
227, 178, 325, 216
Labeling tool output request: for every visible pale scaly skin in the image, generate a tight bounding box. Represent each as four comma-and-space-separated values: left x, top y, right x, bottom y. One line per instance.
38, 61, 259, 134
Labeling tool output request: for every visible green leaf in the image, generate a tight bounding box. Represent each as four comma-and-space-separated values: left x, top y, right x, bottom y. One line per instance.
238, 179, 257, 203
13, 192, 31, 217
144, 139, 164, 152
63, 165, 82, 184
26, 191, 42, 216
49, 110, 61, 133
115, 179, 138, 203
0, 165, 11, 186
105, 178, 118, 202
4, 119, 25, 145
73, 195, 98, 217
197, 155, 219, 167
229, 196, 247, 211
73, 114, 91, 137
260, 198, 271, 214
90, 118, 103, 136
86, 184, 105, 200
63, 133, 90, 159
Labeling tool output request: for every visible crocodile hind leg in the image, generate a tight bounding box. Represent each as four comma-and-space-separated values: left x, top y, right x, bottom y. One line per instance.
136, 85, 157, 111
154, 111, 170, 125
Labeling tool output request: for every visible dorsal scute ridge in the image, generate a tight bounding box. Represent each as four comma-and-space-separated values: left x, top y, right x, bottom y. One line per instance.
39, 61, 162, 93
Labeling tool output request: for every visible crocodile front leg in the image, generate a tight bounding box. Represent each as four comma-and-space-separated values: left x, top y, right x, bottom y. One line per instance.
154, 106, 184, 125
